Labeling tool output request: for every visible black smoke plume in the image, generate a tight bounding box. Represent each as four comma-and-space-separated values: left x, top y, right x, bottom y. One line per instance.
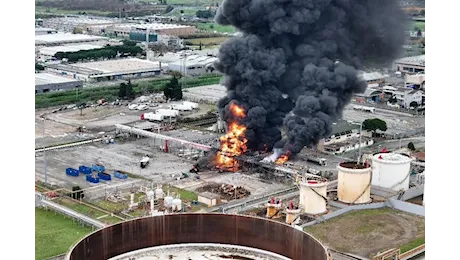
215, 0, 405, 156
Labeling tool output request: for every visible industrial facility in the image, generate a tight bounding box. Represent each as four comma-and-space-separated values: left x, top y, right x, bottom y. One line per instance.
106, 23, 196, 38
45, 58, 163, 82
35, 33, 108, 46
65, 214, 329, 260
35, 72, 83, 94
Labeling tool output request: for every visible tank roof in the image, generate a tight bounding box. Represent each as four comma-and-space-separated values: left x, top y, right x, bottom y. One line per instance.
338, 162, 370, 169
372, 153, 413, 163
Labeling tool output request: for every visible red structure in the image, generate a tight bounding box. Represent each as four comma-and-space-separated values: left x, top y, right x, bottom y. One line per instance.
164, 140, 169, 153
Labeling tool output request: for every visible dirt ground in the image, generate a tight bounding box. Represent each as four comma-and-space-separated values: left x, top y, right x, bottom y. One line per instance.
304, 208, 425, 258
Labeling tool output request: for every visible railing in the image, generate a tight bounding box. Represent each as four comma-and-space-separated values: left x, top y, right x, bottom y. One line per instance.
399, 244, 425, 260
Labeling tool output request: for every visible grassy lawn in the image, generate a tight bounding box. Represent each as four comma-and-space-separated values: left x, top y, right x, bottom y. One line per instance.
99, 215, 123, 225
35, 6, 111, 16
35, 208, 93, 260
163, 185, 198, 202
400, 237, 425, 253
304, 208, 425, 258
91, 199, 128, 212
410, 21, 425, 31
197, 22, 235, 33
35, 75, 222, 109
186, 37, 229, 45
57, 197, 107, 219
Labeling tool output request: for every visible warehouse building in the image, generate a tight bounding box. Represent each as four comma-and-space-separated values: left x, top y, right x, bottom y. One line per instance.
357, 71, 386, 85
106, 23, 196, 37
46, 58, 163, 82
35, 33, 108, 46
167, 55, 219, 76
35, 27, 58, 35
37, 44, 104, 61
393, 55, 425, 74
35, 73, 83, 94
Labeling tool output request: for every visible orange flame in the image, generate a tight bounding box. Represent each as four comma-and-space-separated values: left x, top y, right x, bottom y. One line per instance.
216, 104, 247, 171
275, 151, 291, 165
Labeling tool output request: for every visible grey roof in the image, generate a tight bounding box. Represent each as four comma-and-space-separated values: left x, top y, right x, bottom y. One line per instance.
35, 73, 81, 86
331, 120, 361, 136
358, 72, 386, 81
357, 87, 383, 97
394, 55, 425, 67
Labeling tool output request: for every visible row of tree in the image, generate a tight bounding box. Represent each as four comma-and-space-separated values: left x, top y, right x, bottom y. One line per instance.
117, 76, 183, 101
196, 9, 215, 19
54, 41, 143, 62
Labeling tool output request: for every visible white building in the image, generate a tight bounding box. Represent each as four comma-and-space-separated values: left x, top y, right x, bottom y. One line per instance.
391, 88, 423, 108
357, 71, 386, 85
198, 192, 221, 207
35, 33, 108, 46
167, 54, 219, 76
317, 120, 374, 154
46, 58, 163, 82
393, 55, 425, 74
37, 44, 104, 61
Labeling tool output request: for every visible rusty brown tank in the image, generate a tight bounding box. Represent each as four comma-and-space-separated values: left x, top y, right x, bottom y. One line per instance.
66, 213, 328, 260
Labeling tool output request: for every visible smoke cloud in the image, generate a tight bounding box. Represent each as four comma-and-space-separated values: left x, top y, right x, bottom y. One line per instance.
215, 0, 405, 156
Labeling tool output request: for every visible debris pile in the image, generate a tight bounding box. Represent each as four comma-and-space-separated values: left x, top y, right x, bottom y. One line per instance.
197, 183, 250, 200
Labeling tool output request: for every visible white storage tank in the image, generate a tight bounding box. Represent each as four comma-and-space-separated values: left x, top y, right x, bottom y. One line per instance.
155, 188, 164, 199
337, 162, 372, 204
299, 179, 328, 215
147, 190, 155, 200
371, 153, 413, 191
164, 196, 174, 208
172, 198, 182, 211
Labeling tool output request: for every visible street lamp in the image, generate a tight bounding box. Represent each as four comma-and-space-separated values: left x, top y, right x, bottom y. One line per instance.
357, 121, 363, 165
42, 118, 48, 184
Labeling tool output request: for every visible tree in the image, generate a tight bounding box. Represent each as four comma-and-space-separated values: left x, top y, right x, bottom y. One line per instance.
420, 10, 425, 16
163, 76, 182, 100
410, 101, 419, 108
199, 41, 203, 50
180, 10, 184, 14
119, 82, 127, 98
408, 142, 416, 151
125, 80, 135, 100
363, 118, 387, 134
35, 63, 45, 71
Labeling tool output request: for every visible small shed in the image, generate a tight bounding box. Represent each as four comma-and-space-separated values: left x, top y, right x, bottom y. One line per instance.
198, 192, 221, 207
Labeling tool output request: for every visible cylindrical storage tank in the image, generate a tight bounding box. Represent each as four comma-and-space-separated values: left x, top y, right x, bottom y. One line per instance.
147, 190, 154, 200
371, 153, 413, 191
172, 199, 182, 211
164, 196, 173, 208
337, 162, 372, 204
299, 180, 328, 215
155, 188, 164, 199
285, 208, 301, 225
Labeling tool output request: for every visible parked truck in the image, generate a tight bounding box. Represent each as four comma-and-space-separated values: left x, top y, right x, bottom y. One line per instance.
306, 156, 327, 166
141, 112, 165, 122
156, 109, 180, 117
169, 104, 193, 111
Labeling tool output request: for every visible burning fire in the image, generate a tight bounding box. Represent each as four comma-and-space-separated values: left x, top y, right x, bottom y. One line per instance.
216, 104, 247, 171
275, 151, 291, 165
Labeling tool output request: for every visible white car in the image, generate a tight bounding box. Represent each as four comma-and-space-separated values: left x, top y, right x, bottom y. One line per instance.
128, 104, 138, 110
137, 104, 148, 111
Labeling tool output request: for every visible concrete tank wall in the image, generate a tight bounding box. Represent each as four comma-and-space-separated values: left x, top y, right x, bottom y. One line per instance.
299, 180, 328, 214
371, 153, 413, 191
337, 162, 372, 204
66, 214, 329, 260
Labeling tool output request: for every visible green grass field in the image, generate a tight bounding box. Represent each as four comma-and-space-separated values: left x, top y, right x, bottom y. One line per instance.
186, 37, 229, 46
410, 21, 425, 31
35, 75, 222, 109
163, 185, 198, 202
56, 198, 122, 225
35, 6, 111, 16
400, 237, 425, 253
197, 22, 235, 33
35, 208, 93, 260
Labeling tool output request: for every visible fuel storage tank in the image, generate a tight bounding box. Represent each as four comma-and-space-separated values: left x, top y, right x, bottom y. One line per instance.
337, 162, 372, 204
66, 214, 329, 260
371, 153, 413, 191
299, 179, 328, 215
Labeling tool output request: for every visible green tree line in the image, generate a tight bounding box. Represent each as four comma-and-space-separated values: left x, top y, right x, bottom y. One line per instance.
54, 41, 144, 62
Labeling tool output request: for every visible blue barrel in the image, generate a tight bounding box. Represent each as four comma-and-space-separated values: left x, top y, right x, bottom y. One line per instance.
66, 168, 79, 177
92, 164, 105, 173
79, 165, 92, 175
114, 171, 128, 179
86, 175, 100, 183
98, 172, 112, 181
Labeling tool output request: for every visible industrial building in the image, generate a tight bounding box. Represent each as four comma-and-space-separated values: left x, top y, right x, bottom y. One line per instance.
35, 33, 108, 46
42, 16, 118, 33
46, 58, 163, 82
197, 192, 221, 207
106, 23, 196, 38
65, 214, 329, 260
393, 55, 425, 74
358, 71, 386, 85
35, 27, 58, 35
355, 84, 384, 102
35, 73, 83, 94
167, 54, 219, 76
37, 44, 105, 61
390, 87, 424, 108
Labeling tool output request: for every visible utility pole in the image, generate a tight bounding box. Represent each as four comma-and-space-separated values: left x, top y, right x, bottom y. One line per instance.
357, 122, 363, 164
42, 118, 48, 184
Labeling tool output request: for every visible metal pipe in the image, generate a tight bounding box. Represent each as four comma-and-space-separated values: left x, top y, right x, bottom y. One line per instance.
358, 122, 363, 164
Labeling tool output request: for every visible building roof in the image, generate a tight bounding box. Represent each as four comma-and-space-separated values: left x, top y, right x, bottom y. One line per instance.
168, 55, 219, 68
358, 72, 386, 82
39, 44, 104, 57
35, 33, 107, 45
198, 192, 221, 200
356, 87, 383, 98
330, 120, 361, 136
113, 23, 195, 31
394, 55, 425, 67
35, 73, 81, 86
395, 87, 414, 93
35, 27, 57, 33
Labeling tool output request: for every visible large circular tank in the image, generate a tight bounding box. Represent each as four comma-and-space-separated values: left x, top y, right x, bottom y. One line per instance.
299, 180, 328, 214
371, 153, 413, 191
172, 198, 182, 211
164, 196, 173, 208
337, 162, 372, 204
66, 214, 329, 260
155, 188, 164, 199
